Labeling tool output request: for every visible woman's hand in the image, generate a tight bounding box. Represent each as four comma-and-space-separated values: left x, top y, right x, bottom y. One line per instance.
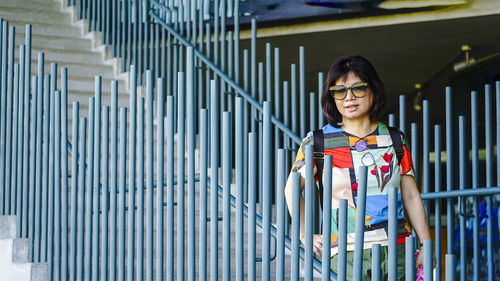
300, 234, 323, 258
415, 249, 437, 270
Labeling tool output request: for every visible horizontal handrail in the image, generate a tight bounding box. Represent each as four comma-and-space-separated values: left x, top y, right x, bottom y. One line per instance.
420, 187, 500, 200
148, 4, 302, 145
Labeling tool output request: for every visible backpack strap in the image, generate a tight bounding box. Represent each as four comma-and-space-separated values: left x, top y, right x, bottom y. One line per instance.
388, 126, 404, 165
313, 129, 325, 210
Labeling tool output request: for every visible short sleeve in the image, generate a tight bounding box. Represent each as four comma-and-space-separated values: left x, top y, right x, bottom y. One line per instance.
291, 132, 314, 175
399, 134, 415, 177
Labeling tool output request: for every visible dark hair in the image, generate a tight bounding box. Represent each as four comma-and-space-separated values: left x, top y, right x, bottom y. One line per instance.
321, 55, 385, 127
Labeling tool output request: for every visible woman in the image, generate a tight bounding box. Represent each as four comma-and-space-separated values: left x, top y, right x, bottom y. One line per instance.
284, 55, 432, 280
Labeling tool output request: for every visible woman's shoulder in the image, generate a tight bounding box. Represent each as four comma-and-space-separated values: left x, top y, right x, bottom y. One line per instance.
299, 124, 345, 146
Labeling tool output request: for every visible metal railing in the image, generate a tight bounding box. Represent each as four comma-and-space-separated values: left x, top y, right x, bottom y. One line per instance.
0, 0, 499, 280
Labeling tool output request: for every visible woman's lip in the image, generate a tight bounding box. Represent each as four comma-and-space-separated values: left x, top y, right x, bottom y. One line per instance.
344, 104, 359, 111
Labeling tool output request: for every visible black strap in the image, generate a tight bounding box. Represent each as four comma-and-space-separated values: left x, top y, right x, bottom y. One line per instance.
313, 129, 325, 210
388, 126, 404, 165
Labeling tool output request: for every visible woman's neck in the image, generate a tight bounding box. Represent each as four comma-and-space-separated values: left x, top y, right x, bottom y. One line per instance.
341, 118, 378, 137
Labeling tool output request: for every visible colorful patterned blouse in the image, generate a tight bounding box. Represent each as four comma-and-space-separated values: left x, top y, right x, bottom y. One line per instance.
288, 122, 415, 254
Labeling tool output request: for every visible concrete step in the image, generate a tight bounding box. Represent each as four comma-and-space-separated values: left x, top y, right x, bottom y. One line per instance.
0, 238, 48, 281
0, 216, 17, 239
0, 0, 62, 12
0, 7, 71, 26
6, 20, 85, 39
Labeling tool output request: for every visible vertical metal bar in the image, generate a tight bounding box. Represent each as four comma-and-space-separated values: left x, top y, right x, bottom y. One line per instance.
248, 132, 257, 281
213, 0, 219, 68
69, 103, 79, 281
28, 75, 38, 256
262, 102, 271, 281
33, 56, 44, 262
411, 123, 418, 185
497, 81, 500, 197
136, 97, 144, 281
42, 74, 51, 263
423, 240, 433, 280
109, 80, 118, 281
445, 254, 456, 281
91, 77, 101, 281
305, 145, 314, 281
235, 97, 244, 281
434, 125, 442, 281
309, 92, 316, 133
388, 114, 395, 127
21, 26, 32, 239
220, 0, 226, 75
187, 47, 196, 281
321, 155, 333, 281
470, 91, 479, 281
60, 68, 69, 281
372, 244, 381, 281
17, 48, 26, 228
458, 115, 466, 281
484, 84, 494, 281
4, 25, 14, 215
177, 72, 186, 281
12, 63, 19, 220
291, 64, 297, 135
291, 172, 301, 281
405, 236, 415, 281
276, 149, 286, 281
210, 79, 219, 281
54, 89, 62, 281
118, 107, 127, 281
234, 0, 240, 84
48, 67, 57, 281
388, 187, 398, 281
399, 95, 405, 133
127, 66, 136, 281
445, 86, 454, 255
274, 49, 281, 197
250, 19, 256, 132
265, 43, 271, 102
338, 199, 347, 281
101, 106, 109, 281
228, 31, 233, 111
223, 111, 232, 281
199, 108, 208, 281
422, 100, 430, 221
111, 0, 116, 57
318, 72, 324, 127
257, 61, 264, 213
146, 70, 154, 281
85, 97, 95, 281
156, 78, 165, 281
10, 62, 18, 218
353, 166, 368, 281
0, 22, 7, 215
76, 117, 86, 281
299, 47, 306, 137
243, 50, 249, 203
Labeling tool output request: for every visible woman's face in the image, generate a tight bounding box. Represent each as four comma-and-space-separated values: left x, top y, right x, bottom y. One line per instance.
333, 72, 373, 123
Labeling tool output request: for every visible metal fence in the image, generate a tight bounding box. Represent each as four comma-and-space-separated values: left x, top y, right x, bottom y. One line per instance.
0, 0, 499, 280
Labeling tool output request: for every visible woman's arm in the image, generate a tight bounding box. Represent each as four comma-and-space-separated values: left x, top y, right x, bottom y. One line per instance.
400, 174, 434, 267
284, 172, 323, 257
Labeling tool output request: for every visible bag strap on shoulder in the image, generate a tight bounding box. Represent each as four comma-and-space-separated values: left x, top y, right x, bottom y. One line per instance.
388, 126, 404, 165
313, 129, 325, 209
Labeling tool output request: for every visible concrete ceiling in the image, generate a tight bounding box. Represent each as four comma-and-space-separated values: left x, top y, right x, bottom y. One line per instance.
238, 13, 500, 117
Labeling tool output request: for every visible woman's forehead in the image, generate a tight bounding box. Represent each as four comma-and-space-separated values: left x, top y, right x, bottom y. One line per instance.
335, 72, 363, 85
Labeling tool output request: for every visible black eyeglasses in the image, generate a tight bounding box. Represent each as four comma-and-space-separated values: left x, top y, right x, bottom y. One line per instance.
329, 82, 369, 100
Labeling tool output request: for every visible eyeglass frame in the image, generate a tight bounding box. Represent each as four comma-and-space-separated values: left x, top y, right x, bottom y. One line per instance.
329, 82, 369, 100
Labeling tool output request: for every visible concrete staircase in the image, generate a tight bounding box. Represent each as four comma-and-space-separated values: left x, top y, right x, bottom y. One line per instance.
0, 0, 131, 117
0, 216, 48, 281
